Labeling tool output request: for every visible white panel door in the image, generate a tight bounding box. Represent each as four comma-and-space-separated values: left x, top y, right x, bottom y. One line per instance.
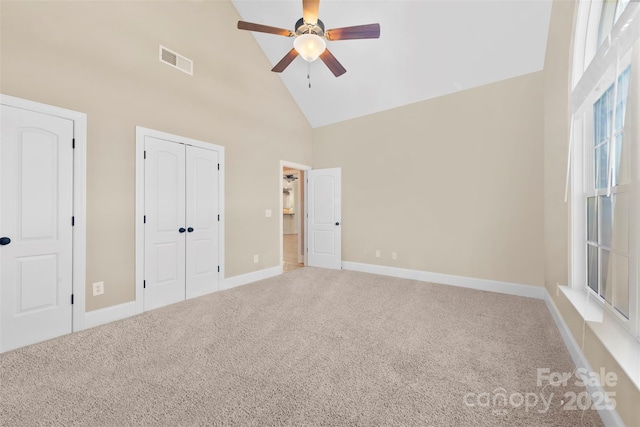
144, 137, 186, 311
185, 145, 219, 298
308, 168, 342, 269
0, 105, 74, 352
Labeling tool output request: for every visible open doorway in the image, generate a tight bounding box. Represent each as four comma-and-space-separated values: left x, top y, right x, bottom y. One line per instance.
280, 161, 310, 273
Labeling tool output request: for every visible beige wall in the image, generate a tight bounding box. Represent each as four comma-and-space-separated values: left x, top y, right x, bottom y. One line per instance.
543, 0, 573, 292
313, 72, 546, 287
0, 0, 313, 311
2, 0, 638, 423
543, 2, 640, 426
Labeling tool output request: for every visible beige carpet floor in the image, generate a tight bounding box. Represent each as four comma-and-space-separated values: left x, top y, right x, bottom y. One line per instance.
0, 268, 603, 426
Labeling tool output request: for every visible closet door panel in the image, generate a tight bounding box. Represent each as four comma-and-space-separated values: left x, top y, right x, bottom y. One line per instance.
185, 145, 219, 298
144, 137, 186, 310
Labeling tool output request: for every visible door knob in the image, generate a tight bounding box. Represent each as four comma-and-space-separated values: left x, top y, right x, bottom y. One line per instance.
187, 227, 194, 233
179, 228, 186, 233
335, 222, 340, 226
0, 237, 10, 245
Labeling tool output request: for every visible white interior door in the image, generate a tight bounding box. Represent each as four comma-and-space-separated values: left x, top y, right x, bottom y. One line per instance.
0, 105, 74, 352
185, 145, 219, 298
308, 168, 342, 269
144, 137, 186, 311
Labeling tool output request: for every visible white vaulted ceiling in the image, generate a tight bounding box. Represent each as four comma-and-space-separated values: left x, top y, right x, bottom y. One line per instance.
231, 0, 553, 128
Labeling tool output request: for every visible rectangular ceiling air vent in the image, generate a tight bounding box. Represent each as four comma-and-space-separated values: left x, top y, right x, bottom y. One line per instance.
159, 45, 193, 76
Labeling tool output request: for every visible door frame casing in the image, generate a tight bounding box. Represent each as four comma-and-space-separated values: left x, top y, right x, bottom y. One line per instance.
135, 126, 225, 314
280, 161, 311, 269
0, 94, 87, 334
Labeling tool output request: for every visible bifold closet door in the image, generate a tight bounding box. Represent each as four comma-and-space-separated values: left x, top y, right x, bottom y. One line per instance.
144, 137, 186, 311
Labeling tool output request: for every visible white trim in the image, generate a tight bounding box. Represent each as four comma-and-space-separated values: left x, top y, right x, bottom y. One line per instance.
84, 301, 137, 330
134, 126, 225, 315
342, 261, 545, 299
572, 2, 640, 112
544, 292, 626, 427
588, 312, 640, 391
279, 161, 312, 270
135, 128, 145, 315
545, 292, 594, 371
0, 94, 87, 333
559, 285, 604, 323
87, 266, 282, 329
221, 265, 283, 291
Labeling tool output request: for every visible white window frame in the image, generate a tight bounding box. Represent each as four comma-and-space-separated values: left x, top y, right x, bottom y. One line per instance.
582, 61, 632, 318
570, 0, 639, 340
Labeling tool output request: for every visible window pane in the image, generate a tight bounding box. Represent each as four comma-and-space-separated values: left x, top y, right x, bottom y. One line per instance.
615, 0, 631, 22
587, 197, 598, 242
595, 144, 609, 189
595, 90, 609, 144
599, 195, 613, 247
612, 133, 622, 186
611, 193, 629, 252
594, 97, 602, 146
597, 0, 617, 47
613, 253, 629, 319
600, 248, 610, 302
588, 245, 598, 293
615, 66, 631, 132
605, 85, 614, 138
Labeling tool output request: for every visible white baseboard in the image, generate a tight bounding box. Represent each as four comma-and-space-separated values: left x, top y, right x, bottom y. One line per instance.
221, 265, 283, 291
83, 266, 283, 330
84, 301, 137, 330
544, 293, 625, 427
342, 261, 545, 299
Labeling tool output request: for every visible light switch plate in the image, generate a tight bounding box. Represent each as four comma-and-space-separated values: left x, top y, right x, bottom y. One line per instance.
265, 209, 272, 218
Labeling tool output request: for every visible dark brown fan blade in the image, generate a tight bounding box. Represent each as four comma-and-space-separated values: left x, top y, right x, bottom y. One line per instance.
302, 0, 320, 24
237, 21, 295, 37
272, 48, 299, 73
325, 23, 380, 41
319, 49, 346, 77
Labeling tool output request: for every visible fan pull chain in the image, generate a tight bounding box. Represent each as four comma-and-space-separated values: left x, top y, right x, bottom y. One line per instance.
307, 61, 311, 88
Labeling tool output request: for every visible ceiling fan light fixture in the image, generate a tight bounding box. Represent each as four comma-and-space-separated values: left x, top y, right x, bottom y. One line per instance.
293, 33, 326, 62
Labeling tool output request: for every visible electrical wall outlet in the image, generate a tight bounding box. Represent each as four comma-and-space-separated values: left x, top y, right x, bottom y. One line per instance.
92, 281, 104, 296
392, 252, 398, 260
375, 250, 381, 258
254, 254, 259, 263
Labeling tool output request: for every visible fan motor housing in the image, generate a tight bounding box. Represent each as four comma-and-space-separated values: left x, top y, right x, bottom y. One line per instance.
295, 18, 325, 37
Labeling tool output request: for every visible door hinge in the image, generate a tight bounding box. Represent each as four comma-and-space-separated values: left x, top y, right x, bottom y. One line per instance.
71, 294, 74, 304
144, 150, 147, 159
72, 216, 75, 226
143, 280, 146, 289
217, 214, 220, 221
144, 215, 146, 224
217, 163, 220, 171
72, 138, 75, 149
217, 266, 220, 273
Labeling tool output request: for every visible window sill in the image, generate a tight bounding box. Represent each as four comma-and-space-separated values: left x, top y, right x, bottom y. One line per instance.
559, 286, 604, 322
559, 286, 640, 391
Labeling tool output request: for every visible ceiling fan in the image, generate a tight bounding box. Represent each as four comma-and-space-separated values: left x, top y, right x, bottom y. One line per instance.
237, 0, 380, 77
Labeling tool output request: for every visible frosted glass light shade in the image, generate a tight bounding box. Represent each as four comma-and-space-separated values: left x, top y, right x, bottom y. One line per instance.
293, 34, 326, 62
